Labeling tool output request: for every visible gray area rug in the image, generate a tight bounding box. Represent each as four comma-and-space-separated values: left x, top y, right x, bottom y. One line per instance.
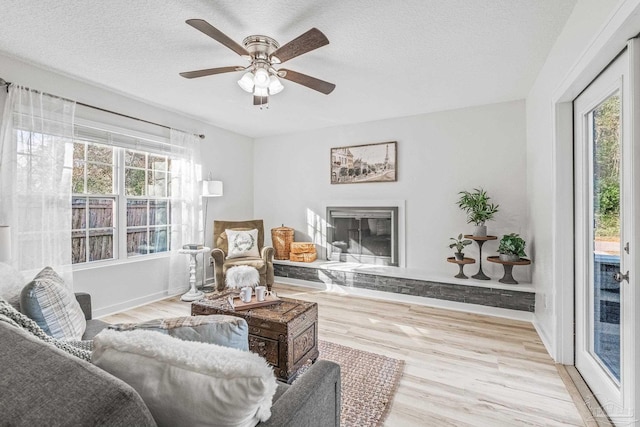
317, 340, 404, 427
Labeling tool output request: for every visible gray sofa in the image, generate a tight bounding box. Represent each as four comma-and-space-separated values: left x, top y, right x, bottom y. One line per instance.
0, 294, 341, 427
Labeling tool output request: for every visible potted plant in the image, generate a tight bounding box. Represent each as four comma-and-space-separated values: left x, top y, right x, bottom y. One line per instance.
456, 188, 499, 236
497, 233, 527, 262
449, 233, 472, 261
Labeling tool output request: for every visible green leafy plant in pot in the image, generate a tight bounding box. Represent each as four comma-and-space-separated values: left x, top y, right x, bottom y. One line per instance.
449, 233, 472, 261
498, 233, 527, 262
456, 188, 499, 236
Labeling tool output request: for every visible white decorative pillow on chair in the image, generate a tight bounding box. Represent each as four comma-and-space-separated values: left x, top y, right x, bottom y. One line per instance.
92, 329, 277, 427
226, 229, 260, 259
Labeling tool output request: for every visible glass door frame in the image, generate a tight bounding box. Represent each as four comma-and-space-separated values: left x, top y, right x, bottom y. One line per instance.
574, 44, 638, 423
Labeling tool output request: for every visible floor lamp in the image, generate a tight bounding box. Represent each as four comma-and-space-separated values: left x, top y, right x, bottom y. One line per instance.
202, 179, 223, 289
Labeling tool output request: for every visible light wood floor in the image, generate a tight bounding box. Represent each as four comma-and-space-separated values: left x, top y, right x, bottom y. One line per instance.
102, 283, 585, 427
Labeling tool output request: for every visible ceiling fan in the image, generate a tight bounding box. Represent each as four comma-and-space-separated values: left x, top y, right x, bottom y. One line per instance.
179, 19, 336, 107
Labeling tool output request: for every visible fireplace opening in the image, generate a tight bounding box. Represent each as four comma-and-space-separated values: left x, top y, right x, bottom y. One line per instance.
326, 206, 399, 266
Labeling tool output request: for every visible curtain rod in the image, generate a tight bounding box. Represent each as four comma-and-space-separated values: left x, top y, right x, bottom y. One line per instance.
0, 77, 205, 140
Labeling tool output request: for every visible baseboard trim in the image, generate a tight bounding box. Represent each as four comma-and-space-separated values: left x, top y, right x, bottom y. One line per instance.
533, 318, 556, 361
94, 288, 184, 319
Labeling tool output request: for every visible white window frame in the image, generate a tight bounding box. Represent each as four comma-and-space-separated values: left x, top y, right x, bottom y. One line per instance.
71, 120, 185, 270
71, 139, 119, 264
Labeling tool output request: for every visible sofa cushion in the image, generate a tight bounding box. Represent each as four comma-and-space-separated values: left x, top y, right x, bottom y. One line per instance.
226, 228, 260, 259
93, 329, 277, 427
108, 315, 249, 350
0, 321, 156, 426
0, 262, 25, 311
20, 266, 86, 340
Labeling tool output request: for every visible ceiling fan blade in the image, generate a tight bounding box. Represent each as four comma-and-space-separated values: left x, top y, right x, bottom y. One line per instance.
179, 66, 244, 79
279, 69, 335, 94
271, 28, 329, 64
186, 19, 250, 57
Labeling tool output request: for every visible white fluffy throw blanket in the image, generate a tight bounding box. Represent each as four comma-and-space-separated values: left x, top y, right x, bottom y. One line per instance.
225, 265, 260, 289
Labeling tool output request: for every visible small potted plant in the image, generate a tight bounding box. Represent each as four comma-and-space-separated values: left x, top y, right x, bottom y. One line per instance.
449, 233, 472, 261
456, 188, 499, 236
497, 233, 527, 262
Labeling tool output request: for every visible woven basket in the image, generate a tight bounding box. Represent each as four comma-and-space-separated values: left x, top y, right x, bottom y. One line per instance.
289, 252, 317, 262
271, 226, 294, 260
290, 242, 316, 254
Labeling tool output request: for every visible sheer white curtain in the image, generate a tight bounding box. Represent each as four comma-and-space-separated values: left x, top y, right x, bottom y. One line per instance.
0, 86, 76, 287
168, 129, 203, 289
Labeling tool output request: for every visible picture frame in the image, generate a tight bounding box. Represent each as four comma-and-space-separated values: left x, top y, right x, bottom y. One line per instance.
330, 141, 397, 184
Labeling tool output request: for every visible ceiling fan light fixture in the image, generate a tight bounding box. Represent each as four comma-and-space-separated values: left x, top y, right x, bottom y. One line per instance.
253, 68, 270, 89
237, 72, 254, 92
268, 75, 284, 95
254, 87, 268, 97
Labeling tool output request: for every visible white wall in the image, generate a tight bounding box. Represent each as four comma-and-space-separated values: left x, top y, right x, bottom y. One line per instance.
526, 0, 629, 361
0, 53, 254, 316
254, 100, 529, 281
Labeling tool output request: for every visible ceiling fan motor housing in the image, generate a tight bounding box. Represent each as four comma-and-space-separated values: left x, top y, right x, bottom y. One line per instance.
242, 35, 280, 62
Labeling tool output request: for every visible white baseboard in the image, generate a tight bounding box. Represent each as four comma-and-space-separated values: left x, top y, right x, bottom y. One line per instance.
533, 318, 556, 361
94, 288, 184, 319
276, 276, 534, 323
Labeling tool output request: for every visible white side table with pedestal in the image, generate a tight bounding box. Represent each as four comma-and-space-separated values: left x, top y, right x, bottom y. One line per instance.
179, 247, 210, 302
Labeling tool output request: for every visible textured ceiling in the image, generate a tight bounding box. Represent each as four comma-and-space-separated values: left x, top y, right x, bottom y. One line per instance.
0, 0, 576, 138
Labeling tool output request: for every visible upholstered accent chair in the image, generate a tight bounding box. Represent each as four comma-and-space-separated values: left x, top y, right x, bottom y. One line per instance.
211, 220, 275, 291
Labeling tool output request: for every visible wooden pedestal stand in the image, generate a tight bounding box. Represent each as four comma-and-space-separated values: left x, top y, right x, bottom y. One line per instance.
463, 235, 497, 280
446, 257, 476, 279
486, 256, 531, 284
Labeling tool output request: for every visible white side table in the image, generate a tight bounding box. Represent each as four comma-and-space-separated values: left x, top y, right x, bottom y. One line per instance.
179, 247, 210, 302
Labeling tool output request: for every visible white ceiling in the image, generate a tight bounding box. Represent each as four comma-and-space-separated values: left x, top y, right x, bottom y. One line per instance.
0, 1, 576, 138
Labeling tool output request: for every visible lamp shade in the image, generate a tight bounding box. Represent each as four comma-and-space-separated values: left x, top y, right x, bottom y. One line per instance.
203, 180, 223, 197
268, 75, 284, 95
237, 72, 254, 93
0, 226, 10, 263
254, 68, 270, 89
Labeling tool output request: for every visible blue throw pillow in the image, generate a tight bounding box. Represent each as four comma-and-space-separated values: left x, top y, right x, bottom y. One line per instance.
20, 267, 86, 340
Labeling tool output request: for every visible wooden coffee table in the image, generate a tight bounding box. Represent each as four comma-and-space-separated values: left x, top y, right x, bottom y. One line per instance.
191, 290, 319, 383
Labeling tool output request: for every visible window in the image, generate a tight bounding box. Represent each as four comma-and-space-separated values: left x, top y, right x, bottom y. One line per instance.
72, 141, 116, 263
5, 90, 197, 271
71, 126, 181, 265
124, 150, 171, 257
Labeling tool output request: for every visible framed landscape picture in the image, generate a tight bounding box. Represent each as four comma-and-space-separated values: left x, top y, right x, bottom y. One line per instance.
330, 141, 397, 184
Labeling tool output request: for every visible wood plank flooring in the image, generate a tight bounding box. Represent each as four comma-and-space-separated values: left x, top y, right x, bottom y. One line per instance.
102, 283, 585, 426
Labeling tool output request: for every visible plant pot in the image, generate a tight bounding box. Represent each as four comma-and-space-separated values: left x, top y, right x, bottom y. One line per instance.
473, 225, 487, 237
454, 253, 465, 261
499, 253, 520, 262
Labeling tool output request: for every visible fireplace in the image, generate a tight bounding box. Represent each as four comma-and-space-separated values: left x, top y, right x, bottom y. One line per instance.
326, 206, 399, 266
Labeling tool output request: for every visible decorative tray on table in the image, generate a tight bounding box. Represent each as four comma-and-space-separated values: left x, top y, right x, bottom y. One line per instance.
228, 293, 281, 311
